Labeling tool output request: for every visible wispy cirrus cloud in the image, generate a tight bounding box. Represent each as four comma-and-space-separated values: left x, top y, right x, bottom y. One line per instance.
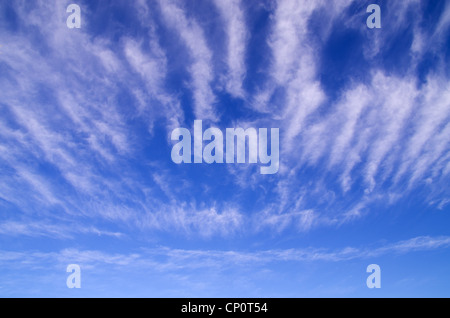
2, 235, 449, 271
0, 221, 123, 239
158, 0, 217, 121
140, 203, 244, 238
213, 0, 248, 98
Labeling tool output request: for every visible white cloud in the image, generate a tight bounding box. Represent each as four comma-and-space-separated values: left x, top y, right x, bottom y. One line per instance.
158, 0, 217, 121
123, 36, 183, 133
0, 220, 124, 239
395, 77, 450, 186
213, 0, 248, 98
363, 72, 418, 191
141, 203, 244, 238
2, 236, 449, 271
328, 84, 371, 169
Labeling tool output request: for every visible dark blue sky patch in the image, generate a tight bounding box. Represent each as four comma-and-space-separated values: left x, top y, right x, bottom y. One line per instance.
82, 0, 142, 42
420, 0, 447, 33
319, 28, 370, 100
214, 92, 254, 127
0, 2, 19, 32
243, 5, 272, 93
379, 22, 414, 76
417, 51, 442, 85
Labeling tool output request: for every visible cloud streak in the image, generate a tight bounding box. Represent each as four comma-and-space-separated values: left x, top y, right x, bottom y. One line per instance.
2, 235, 449, 271
213, 0, 248, 98
158, 0, 217, 121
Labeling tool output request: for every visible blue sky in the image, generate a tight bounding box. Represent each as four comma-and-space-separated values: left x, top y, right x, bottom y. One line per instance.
0, 0, 449, 297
